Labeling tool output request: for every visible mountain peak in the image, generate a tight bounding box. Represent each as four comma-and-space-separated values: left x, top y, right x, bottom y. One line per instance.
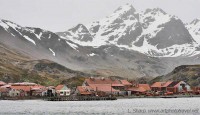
114, 3, 136, 14
69, 24, 89, 33
144, 8, 167, 15
65, 23, 93, 42
1, 19, 19, 26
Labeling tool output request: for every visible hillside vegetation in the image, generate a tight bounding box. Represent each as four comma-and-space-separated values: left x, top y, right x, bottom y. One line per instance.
151, 65, 200, 86
0, 43, 94, 86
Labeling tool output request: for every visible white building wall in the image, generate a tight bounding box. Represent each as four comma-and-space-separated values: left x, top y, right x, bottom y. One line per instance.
58, 89, 71, 96
177, 81, 191, 92
9, 89, 20, 97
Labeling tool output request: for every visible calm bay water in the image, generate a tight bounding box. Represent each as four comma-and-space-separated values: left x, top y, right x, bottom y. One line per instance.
0, 98, 200, 115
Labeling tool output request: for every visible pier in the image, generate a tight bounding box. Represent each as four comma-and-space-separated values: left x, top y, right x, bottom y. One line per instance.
44, 96, 117, 101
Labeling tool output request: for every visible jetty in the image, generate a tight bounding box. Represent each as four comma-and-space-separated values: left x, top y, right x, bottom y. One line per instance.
117, 94, 200, 99
44, 96, 117, 101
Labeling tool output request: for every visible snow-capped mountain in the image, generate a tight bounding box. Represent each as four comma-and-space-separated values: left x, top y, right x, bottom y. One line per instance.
0, 19, 88, 70
1, 4, 200, 79
0, 20, 172, 77
0, 19, 80, 57
58, 4, 200, 57
0, 18, 173, 78
186, 19, 200, 44
57, 24, 94, 42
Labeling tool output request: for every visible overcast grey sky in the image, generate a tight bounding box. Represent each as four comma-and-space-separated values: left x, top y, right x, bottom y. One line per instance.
0, 0, 199, 32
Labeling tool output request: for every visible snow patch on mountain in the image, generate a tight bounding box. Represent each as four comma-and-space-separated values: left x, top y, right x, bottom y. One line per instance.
88, 53, 97, 57
66, 41, 79, 52
0, 20, 38, 44
35, 32, 43, 40
5, 21, 24, 36
23, 35, 36, 45
86, 4, 139, 46
118, 39, 200, 57
186, 19, 200, 44
48, 34, 51, 39
49, 48, 55, 56
139, 8, 173, 39
0, 19, 58, 46
0, 20, 9, 31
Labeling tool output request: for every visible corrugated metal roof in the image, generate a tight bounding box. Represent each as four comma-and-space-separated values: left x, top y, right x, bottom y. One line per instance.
56, 85, 70, 90
77, 86, 92, 95
120, 80, 132, 86
151, 82, 166, 87
89, 84, 120, 92
139, 84, 151, 91
10, 86, 31, 92
128, 87, 146, 92
85, 78, 122, 85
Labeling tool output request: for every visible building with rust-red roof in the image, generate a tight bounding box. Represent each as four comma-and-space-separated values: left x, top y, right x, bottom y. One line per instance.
76, 86, 94, 96
10, 85, 31, 96
151, 81, 191, 94
151, 82, 168, 92
31, 85, 47, 96
89, 84, 120, 94
83, 77, 130, 90
80, 77, 132, 96
8, 82, 46, 97
128, 84, 151, 95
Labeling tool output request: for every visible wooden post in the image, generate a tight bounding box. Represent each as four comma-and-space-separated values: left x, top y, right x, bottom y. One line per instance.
96, 86, 98, 96
111, 83, 112, 100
